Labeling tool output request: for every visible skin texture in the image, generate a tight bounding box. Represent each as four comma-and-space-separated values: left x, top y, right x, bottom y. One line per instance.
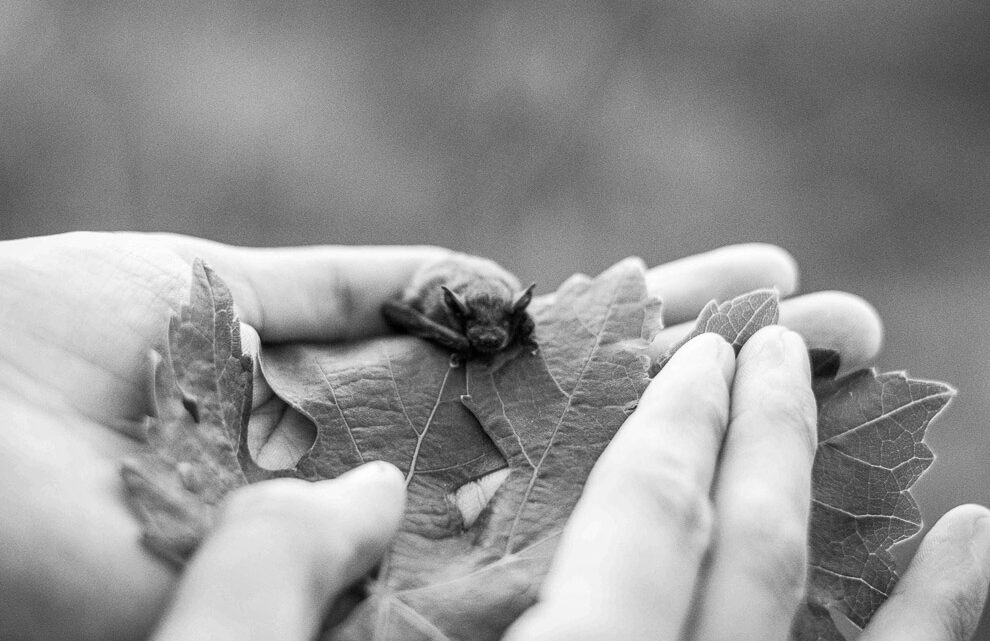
0, 233, 985, 641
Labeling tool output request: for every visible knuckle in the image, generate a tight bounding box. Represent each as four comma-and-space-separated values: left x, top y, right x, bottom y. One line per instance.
324, 268, 359, 339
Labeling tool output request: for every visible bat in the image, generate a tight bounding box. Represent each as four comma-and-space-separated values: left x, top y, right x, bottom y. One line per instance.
382, 253, 536, 358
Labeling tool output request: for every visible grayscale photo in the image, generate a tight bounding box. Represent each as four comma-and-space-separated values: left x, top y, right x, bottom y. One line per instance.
2, 2, 989, 640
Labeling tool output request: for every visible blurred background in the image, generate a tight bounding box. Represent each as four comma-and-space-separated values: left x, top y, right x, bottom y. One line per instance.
2, 0, 989, 634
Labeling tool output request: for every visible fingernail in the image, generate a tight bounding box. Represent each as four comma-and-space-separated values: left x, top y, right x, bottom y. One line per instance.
745, 326, 810, 384
681, 333, 735, 386
748, 325, 788, 361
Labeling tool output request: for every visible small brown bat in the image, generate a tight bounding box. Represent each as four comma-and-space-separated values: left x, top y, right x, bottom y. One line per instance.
382, 253, 536, 357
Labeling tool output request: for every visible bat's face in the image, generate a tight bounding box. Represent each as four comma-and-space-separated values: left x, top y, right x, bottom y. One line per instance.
384, 257, 536, 358
462, 302, 514, 354
442, 281, 535, 356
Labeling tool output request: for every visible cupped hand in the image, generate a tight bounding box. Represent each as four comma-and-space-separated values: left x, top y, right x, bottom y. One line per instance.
0, 232, 442, 641
0, 232, 886, 640
504, 330, 990, 641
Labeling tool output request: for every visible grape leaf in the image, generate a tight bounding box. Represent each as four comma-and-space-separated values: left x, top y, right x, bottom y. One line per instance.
650, 287, 779, 375
662, 291, 954, 640
120, 259, 254, 564
121, 259, 953, 641
794, 369, 954, 640
259, 257, 661, 640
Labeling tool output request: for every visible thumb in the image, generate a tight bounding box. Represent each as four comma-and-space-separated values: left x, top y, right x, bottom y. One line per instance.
150, 232, 449, 342
857, 504, 990, 641
151, 462, 406, 641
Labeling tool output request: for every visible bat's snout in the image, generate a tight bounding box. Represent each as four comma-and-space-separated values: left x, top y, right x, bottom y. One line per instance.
468, 326, 509, 354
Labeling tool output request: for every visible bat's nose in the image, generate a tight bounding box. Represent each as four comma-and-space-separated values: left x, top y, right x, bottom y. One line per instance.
468, 327, 508, 353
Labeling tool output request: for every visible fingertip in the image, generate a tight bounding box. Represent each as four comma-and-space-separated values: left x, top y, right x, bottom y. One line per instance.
326, 461, 407, 525
824, 290, 884, 349
737, 243, 800, 296
640, 333, 735, 435
778, 290, 884, 374
238, 321, 261, 357
739, 325, 812, 383
154, 469, 407, 641
239, 322, 277, 414
646, 244, 799, 325
732, 326, 817, 458
859, 504, 990, 641
217, 465, 407, 581
663, 333, 735, 383
918, 504, 990, 570
689, 330, 734, 351
337, 459, 406, 487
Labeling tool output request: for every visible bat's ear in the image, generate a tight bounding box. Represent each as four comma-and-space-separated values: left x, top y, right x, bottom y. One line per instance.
512, 283, 536, 312
441, 286, 471, 317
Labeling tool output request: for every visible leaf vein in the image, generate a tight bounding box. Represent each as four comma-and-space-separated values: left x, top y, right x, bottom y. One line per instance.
405, 366, 453, 485
389, 597, 454, 641
385, 350, 418, 438
822, 441, 930, 472
822, 389, 953, 444
504, 285, 620, 553
396, 530, 564, 598
810, 498, 919, 528
494, 380, 536, 470
810, 563, 890, 599
315, 358, 366, 464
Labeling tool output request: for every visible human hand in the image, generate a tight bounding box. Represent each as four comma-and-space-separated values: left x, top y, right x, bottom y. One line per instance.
0, 233, 884, 640
503, 330, 990, 641
0, 231, 443, 641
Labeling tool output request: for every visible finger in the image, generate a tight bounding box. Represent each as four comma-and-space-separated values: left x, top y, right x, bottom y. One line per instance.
245, 397, 317, 471
691, 326, 817, 641
235, 322, 318, 471
858, 504, 990, 641
646, 244, 799, 325
237, 322, 270, 410
654, 291, 884, 375
504, 333, 735, 641
774, 290, 883, 374
151, 233, 449, 342
151, 462, 406, 641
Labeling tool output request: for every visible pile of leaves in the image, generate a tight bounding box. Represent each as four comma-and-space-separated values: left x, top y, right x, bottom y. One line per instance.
121, 258, 954, 641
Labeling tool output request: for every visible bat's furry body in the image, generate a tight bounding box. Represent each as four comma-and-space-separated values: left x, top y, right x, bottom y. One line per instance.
382, 254, 536, 357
